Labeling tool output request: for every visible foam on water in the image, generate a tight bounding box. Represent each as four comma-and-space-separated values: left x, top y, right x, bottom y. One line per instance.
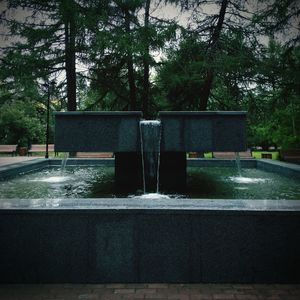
229, 176, 267, 184
32, 176, 71, 183
140, 120, 161, 126
131, 193, 170, 199
234, 187, 249, 190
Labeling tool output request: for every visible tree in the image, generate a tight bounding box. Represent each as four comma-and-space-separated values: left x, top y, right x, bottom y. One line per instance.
156, 30, 257, 111
142, 0, 151, 117
0, 100, 45, 146
165, 0, 257, 110
253, 0, 300, 47
1, 0, 81, 110
81, 0, 178, 115
246, 41, 300, 149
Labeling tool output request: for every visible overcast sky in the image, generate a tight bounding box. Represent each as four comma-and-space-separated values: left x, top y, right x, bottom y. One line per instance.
0, 0, 220, 49
1, 0, 298, 54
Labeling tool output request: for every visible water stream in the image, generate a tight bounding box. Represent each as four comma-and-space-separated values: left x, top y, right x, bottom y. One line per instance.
61, 152, 69, 173
139, 120, 162, 194
235, 152, 242, 176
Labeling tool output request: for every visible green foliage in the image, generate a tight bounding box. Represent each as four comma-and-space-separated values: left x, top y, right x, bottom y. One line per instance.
156, 30, 257, 111
0, 0, 299, 150
156, 36, 206, 110
0, 101, 45, 146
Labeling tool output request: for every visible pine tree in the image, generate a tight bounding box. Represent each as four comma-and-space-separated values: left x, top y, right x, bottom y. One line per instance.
1, 0, 81, 111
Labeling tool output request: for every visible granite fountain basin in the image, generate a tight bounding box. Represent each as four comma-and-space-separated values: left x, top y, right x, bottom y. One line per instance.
0, 111, 300, 283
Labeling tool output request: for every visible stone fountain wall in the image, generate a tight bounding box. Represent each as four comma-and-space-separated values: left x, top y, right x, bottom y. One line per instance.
1, 206, 300, 283
55, 111, 246, 192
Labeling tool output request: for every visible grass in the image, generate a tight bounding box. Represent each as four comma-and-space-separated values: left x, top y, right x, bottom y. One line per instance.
251, 151, 279, 160
188, 151, 280, 160
204, 152, 213, 158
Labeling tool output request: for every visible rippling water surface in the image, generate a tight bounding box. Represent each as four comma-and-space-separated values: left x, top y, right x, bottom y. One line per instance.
0, 166, 299, 199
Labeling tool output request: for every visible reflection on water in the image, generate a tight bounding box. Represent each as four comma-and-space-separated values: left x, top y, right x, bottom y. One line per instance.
0, 166, 299, 200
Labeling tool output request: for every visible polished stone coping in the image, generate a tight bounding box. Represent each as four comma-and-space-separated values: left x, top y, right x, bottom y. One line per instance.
54, 111, 247, 116
159, 111, 247, 116
258, 159, 300, 172
257, 159, 300, 179
1, 198, 300, 211
55, 111, 143, 116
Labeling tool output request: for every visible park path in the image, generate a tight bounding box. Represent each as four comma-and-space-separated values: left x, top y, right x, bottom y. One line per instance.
0, 283, 300, 300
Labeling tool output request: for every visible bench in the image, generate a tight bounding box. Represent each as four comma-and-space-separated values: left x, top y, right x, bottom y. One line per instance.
212, 150, 253, 159
0, 145, 17, 156
28, 144, 57, 156
76, 152, 114, 158
280, 149, 300, 164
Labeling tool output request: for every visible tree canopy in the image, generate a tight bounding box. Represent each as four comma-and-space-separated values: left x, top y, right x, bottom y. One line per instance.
0, 0, 299, 149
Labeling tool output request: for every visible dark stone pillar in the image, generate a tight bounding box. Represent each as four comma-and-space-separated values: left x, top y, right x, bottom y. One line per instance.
159, 152, 187, 193
115, 152, 143, 194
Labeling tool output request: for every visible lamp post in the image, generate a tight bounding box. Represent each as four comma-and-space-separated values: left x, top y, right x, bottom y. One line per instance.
45, 80, 55, 159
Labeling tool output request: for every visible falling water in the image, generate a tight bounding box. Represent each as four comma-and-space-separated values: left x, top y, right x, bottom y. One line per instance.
140, 120, 162, 193
61, 152, 69, 173
235, 152, 242, 177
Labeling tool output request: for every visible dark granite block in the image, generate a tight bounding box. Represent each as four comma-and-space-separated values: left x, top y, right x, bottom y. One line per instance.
0, 215, 40, 283
138, 214, 191, 282
115, 152, 143, 193
252, 215, 300, 283
199, 214, 256, 283
213, 115, 246, 151
0, 210, 300, 283
55, 112, 142, 152
90, 215, 137, 282
37, 214, 89, 283
160, 111, 246, 152
159, 152, 187, 193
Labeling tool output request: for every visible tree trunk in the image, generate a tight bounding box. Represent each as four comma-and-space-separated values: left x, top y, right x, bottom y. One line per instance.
199, 70, 214, 110
142, 0, 151, 118
65, 12, 76, 111
199, 0, 228, 110
124, 9, 137, 111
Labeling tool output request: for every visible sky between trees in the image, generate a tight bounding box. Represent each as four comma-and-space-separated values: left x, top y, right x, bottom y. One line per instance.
0, 0, 299, 149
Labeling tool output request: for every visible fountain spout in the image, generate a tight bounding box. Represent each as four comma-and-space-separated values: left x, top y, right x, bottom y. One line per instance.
140, 120, 161, 193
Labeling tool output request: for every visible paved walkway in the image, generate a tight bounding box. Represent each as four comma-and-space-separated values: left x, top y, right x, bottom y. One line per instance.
0, 284, 299, 300
0, 156, 45, 167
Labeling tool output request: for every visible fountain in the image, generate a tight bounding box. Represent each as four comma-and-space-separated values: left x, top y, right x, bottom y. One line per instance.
0, 110, 300, 284
54, 111, 246, 194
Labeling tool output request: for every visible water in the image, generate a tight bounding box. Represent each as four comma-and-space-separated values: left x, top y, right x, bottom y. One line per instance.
61, 152, 69, 173
187, 167, 300, 200
140, 120, 161, 193
0, 167, 115, 199
0, 166, 300, 200
235, 152, 242, 176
